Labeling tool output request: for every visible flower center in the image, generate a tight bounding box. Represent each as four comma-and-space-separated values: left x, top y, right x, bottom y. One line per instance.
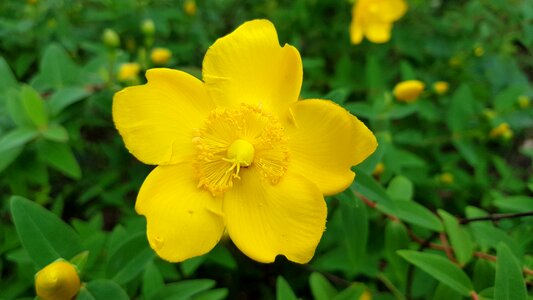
193, 104, 289, 196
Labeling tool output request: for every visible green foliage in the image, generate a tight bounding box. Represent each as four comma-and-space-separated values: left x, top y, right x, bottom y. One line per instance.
0, 0, 531, 299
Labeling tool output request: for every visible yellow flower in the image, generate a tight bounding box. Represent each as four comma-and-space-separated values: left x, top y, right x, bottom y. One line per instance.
151, 48, 172, 65
118, 62, 141, 82
35, 260, 80, 300
113, 20, 377, 263
393, 80, 425, 102
350, 0, 408, 44
184, 0, 197, 16
433, 81, 449, 95
490, 123, 513, 140
360, 290, 372, 300
372, 162, 385, 177
518, 95, 530, 108
439, 173, 454, 185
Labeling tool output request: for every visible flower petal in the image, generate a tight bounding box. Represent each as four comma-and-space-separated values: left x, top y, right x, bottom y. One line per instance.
224, 169, 326, 263
113, 68, 215, 165
136, 164, 225, 262
377, 0, 408, 22
202, 19, 302, 118
285, 99, 377, 196
364, 20, 393, 44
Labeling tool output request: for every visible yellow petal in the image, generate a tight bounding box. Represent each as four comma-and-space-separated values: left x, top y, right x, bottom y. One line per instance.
364, 20, 393, 44
202, 19, 302, 118
224, 169, 326, 263
350, 7, 364, 45
113, 68, 215, 165
285, 99, 377, 196
377, 0, 408, 22
136, 164, 225, 262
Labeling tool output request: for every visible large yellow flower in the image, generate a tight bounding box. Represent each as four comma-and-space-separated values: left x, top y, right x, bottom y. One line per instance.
113, 20, 377, 264
350, 0, 408, 44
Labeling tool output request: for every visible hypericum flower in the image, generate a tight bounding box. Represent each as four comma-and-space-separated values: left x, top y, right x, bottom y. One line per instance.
490, 122, 513, 140
35, 260, 80, 300
113, 20, 377, 263
150, 47, 172, 65
433, 81, 449, 95
350, 0, 408, 44
184, 0, 197, 16
118, 62, 141, 82
393, 80, 425, 102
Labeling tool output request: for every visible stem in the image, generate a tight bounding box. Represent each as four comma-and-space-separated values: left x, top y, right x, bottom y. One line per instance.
439, 233, 457, 264
470, 291, 480, 300
377, 273, 406, 300
459, 211, 533, 224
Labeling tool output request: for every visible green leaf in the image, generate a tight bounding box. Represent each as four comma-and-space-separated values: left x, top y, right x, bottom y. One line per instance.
181, 256, 206, 276
345, 102, 378, 119
70, 251, 89, 274
386, 175, 414, 200
81, 280, 129, 300
494, 243, 527, 300
191, 288, 229, 300
398, 250, 473, 296
48, 87, 90, 115
338, 193, 368, 269
106, 232, 155, 285
400, 60, 416, 80
36, 140, 81, 179
10, 196, 83, 268
351, 171, 394, 211
385, 221, 409, 284
276, 276, 297, 300
0, 56, 17, 91
151, 279, 216, 300
20, 85, 48, 128
31, 43, 82, 90
432, 283, 462, 300
438, 210, 474, 266
0, 127, 38, 173
473, 259, 495, 292
309, 272, 338, 300
493, 195, 533, 212
143, 262, 164, 300
333, 284, 365, 300
381, 201, 443, 232
41, 123, 69, 142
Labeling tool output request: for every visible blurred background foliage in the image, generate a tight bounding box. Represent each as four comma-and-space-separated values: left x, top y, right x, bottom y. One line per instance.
0, 0, 532, 299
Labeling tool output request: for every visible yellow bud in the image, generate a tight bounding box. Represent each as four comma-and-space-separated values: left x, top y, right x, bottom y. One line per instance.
359, 290, 372, 300
439, 173, 454, 185
490, 122, 512, 139
184, 0, 197, 16
150, 47, 172, 65
372, 162, 385, 177
102, 28, 120, 48
35, 261, 80, 300
433, 81, 449, 95
393, 80, 425, 103
518, 95, 530, 108
474, 46, 484, 57
118, 62, 141, 82
141, 19, 155, 36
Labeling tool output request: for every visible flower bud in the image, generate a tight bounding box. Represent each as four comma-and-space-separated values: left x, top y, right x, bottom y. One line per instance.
150, 47, 172, 65
141, 19, 155, 36
35, 260, 80, 300
118, 62, 141, 82
102, 28, 120, 48
184, 0, 197, 16
433, 81, 449, 95
490, 122, 513, 140
439, 173, 454, 185
393, 80, 425, 102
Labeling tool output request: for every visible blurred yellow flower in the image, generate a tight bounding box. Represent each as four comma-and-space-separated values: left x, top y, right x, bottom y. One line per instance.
151, 47, 172, 65
184, 0, 197, 16
360, 290, 372, 300
118, 62, 141, 82
393, 80, 425, 102
439, 173, 454, 185
433, 81, 449, 95
518, 95, 530, 108
372, 162, 385, 177
35, 261, 80, 300
350, 0, 408, 44
113, 20, 377, 264
490, 123, 513, 140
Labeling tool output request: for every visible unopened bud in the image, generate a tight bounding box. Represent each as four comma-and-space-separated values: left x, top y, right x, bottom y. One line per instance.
35, 260, 80, 300
141, 19, 155, 36
102, 28, 120, 48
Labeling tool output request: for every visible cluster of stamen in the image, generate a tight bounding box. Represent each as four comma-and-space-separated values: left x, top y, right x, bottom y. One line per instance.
192, 104, 289, 196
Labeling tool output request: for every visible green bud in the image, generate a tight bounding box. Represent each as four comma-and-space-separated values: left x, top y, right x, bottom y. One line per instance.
102, 28, 120, 48
141, 19, 155, 36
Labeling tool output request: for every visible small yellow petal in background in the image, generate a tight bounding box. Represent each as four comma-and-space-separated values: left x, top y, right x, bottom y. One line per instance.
224, 169, 326, 264
285, 99, 377, 196
136, 164, 225, 262
117, 62, 140, 82
433, 81, 449, 95
150, 47, 172, 65
113, 68, 215, 165
393, 80, 425, 102
202, 19, 302, 119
